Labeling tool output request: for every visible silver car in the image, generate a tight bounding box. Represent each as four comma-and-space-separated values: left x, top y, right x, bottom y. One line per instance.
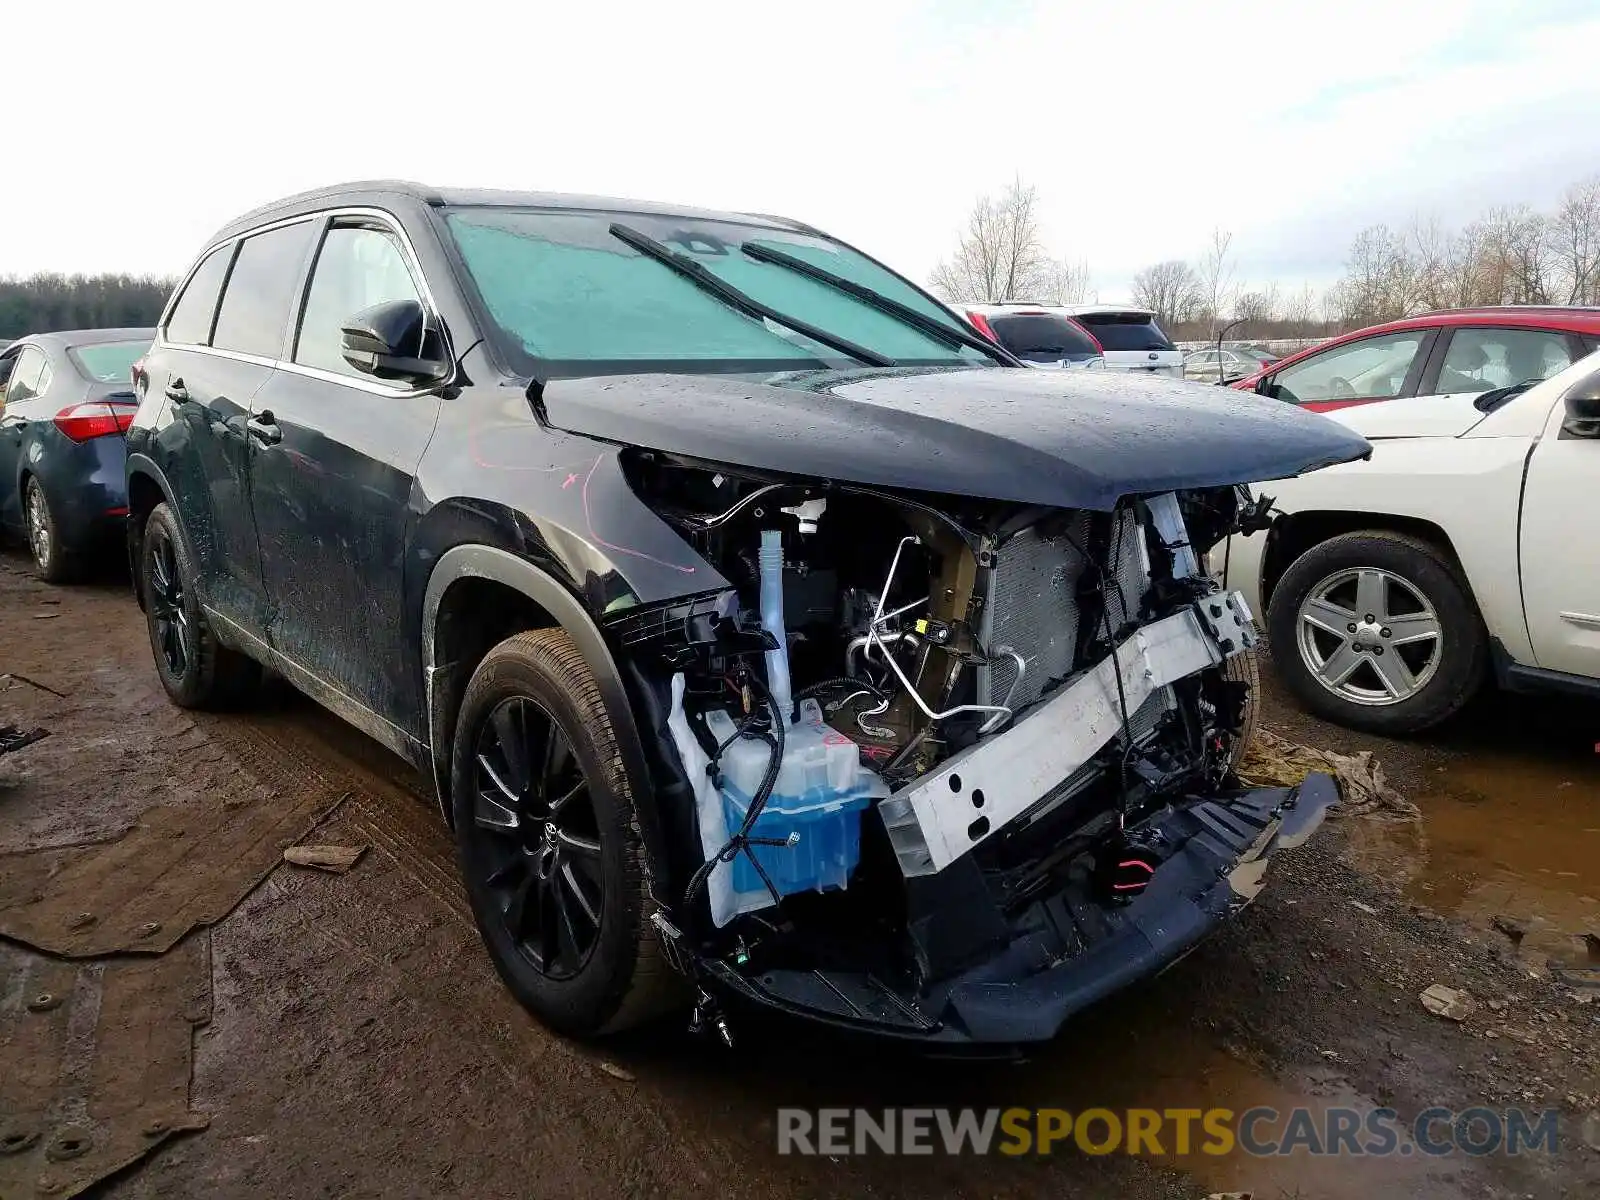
1184, 347, 1279, 384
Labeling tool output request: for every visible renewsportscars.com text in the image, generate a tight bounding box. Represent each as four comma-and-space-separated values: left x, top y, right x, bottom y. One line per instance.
776, 1106, 1564, 1158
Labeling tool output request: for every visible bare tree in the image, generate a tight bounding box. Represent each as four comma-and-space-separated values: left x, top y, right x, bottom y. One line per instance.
1550, 176, 1600, 305
1474, 205, 1554, 304
1197, 228, 1237, 336
1044, 257, 1095, 305
928, 178, 1065, 303
1130, 260, 1202, 330
1436, 221, 1492, 309
1282, 283, 1321, 334
1234, 285, 1280, 336
1406, 217, 1456, 312
1337, 224, 1418, 326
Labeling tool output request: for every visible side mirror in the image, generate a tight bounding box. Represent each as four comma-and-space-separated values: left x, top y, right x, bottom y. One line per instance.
1562, 367, 1600, 438
340, 299, 448, 384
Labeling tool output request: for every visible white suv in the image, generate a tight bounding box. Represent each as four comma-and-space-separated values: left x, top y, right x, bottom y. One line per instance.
1060, 305, 1184, 377
1228, 352, 1600, 734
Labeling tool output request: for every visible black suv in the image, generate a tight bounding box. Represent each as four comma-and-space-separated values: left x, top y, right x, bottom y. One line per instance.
127, 182, 1366, 1046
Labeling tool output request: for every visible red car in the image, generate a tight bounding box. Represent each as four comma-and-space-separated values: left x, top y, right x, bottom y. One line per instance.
1229, 307, 1600, 413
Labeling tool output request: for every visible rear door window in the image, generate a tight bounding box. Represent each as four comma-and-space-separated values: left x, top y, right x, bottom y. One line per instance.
1434, 327, 1576, 394
1073, 312, 1175, 352
211, 221, 319, 359
164, 244, 234, 347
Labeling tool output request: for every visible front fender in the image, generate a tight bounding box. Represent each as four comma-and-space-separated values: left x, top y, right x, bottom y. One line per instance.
1242, 438, 1531, 662
420, 545, 678, 910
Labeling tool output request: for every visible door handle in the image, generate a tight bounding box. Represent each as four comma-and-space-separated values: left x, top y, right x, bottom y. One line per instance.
165, 378, 190, 403
247, 412, 282, 446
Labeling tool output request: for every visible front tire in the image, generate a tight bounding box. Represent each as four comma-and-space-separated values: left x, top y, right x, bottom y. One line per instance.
1267, 531, 1486, 734
139, 503, 261, 709
451, 629, 677, 1037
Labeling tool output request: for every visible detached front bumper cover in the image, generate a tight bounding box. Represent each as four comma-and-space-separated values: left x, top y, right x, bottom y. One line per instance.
706, 773, 1339, 1047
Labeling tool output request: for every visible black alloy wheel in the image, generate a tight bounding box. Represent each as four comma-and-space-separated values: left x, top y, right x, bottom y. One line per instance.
147, 525, 192, 680
471, 695, 605, 980
138, 502, 261, 710
451, 629, 677, 1037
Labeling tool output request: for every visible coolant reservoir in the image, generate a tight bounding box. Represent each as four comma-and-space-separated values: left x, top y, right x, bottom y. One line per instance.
705, 698, 889, 899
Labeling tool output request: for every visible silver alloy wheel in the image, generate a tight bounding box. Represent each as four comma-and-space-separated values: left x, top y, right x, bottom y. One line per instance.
25, 483, 51, 571
1295, 566, 1443, 706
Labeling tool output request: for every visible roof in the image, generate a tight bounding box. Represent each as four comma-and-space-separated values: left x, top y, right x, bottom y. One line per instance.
1321, 307, 1600, 341
211, 179, 814, 244
10, 327, 155, 350
1415, 305, 1600, 319
1060, 304, 1157, 319
956, 303, 1082, 317
958, 302, 1160, 320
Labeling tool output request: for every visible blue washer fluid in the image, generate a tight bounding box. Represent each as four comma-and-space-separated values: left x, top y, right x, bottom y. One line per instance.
705, 697, 888, 898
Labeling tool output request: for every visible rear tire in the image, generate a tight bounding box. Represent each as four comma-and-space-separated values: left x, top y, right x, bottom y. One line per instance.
24, 477, 80, 584
139, 503, 261, 709
1266, 531, 1486, 734
451, 629, 679, 1037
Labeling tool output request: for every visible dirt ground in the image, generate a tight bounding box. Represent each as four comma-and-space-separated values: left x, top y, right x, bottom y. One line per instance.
2, 549, 1598, 1199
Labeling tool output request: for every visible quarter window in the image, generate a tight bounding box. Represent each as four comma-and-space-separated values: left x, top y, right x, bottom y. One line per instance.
164, 244, 234, 346
294, 225, 423, 379
211, 221, 318, 359
1270, 331, 1428, 404
1436, 327, 1576, 395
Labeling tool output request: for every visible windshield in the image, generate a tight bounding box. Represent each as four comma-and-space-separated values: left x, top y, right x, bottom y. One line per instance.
69, 340, 147, 384
1073, 312, 1175, 353
444, 207, 990, 377
984, 313, 1100, 362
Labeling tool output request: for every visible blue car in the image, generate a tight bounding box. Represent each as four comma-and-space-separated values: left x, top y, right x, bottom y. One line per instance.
0, 328, 154, 580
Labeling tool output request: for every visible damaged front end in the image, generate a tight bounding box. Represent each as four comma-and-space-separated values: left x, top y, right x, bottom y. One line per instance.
607, 456, 1334, 1046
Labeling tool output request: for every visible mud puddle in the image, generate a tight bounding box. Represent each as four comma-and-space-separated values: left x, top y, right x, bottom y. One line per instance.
973, 1022, 1461, 1199
1344, 694, 1600, 969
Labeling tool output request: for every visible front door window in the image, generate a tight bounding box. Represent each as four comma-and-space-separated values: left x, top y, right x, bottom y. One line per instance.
1269, 331, 1428, 404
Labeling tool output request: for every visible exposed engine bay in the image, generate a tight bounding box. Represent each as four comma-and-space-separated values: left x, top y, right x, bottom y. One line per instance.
608, 451, 1319, 1044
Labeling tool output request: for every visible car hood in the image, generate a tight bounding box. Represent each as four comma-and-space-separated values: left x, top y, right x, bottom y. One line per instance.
539, 366, 1372, 511
1326, 392, 1490, 439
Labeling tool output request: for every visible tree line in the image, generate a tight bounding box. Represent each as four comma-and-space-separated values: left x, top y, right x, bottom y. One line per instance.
0, 274, 176, 340
1328, 178, 1600, 326
930, 174, 1600, 344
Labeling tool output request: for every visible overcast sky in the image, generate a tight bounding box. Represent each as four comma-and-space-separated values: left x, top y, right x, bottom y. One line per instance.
5, 0, 1598, 302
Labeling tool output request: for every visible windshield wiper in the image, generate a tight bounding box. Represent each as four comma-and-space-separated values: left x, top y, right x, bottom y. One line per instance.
739, 240, 1022, 367
608, 223, 894, 368
1473, 377, 1540, 412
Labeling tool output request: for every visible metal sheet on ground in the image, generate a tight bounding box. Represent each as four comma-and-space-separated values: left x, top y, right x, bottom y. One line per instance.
0, 787, 348, 957
0, 935, 211, 1199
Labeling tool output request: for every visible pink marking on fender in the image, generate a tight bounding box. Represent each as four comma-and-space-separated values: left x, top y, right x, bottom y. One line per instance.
579, 455, 698, 574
